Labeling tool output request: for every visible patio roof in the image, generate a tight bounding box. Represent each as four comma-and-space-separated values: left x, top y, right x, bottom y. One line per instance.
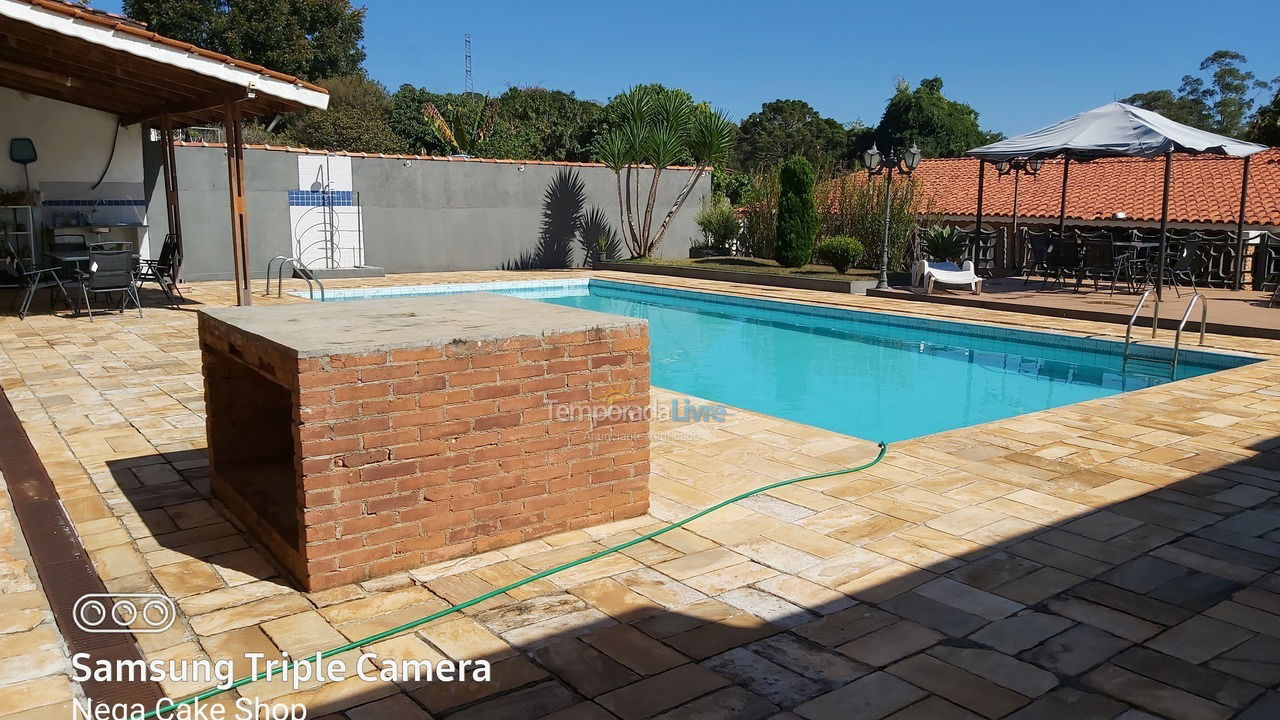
910, 150, 1280, 228
0, 0, 329, 127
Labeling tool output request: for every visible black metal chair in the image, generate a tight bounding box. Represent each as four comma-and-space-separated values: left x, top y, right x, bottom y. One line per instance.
2, 243, 71, 319
1022, 229, 1055, 286
136, 233, 183, 306
1074, 229, 1118, 293
70, 245, 142, 320
1165, 235, 1206, 297
1043, 231, 1082, 290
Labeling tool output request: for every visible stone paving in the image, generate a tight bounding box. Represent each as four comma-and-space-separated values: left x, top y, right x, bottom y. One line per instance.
0, 270, 1278, 719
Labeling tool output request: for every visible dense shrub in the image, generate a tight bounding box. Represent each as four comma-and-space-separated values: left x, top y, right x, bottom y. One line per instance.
921, 225, 967, 262
815, 237, 864, 274
774, 156, 819, 268
712, 169, 753, 206
740, 164, 780, 258
695, 194, 740, 253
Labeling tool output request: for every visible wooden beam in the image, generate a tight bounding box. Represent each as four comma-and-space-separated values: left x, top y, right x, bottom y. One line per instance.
224, 99, 252, 306
122, 89, 247, 127
160, 112, 185, 282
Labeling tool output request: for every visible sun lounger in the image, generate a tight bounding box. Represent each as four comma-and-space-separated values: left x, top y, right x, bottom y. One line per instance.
913, 260, 982, 294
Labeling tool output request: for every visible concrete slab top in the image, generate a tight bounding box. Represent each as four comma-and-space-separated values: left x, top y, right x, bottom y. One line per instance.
200, 293, 646, 357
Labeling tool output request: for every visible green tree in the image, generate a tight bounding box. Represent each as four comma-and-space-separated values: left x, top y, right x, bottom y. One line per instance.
1248, 87, 1280, 145
484, 87, 602, 162
278, 75, 404, 153
1122, 50, 1277, 136
774, 156, 818, 268
594, 87, 737, 257
873, 77, 997, 158
737, 99, 848, 170
122, 0, 365, 81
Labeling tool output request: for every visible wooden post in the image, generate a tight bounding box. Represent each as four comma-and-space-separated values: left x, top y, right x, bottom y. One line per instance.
224, 99, 251, 306
1057, 157, 1071, 241
1233, 155, 1251, 290
159, 112, 184, 281
974, 160, 985, 266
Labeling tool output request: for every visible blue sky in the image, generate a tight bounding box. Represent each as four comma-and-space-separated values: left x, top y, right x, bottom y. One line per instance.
97, 0, 1280, 136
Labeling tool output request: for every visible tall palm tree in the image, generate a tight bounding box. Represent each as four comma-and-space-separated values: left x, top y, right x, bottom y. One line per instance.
596, 88, 736, 257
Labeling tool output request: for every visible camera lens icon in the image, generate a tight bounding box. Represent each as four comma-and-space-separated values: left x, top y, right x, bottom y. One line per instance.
74, 594, 175, 634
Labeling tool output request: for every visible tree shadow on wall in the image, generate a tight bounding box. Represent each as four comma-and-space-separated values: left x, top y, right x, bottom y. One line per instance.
505, 168, 619, 269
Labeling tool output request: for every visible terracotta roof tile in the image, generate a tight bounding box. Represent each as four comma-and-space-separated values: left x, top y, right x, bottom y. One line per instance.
910, 149, 1280, 227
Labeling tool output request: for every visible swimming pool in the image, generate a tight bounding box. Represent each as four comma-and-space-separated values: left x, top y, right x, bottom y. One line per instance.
312, 279, 1258, 442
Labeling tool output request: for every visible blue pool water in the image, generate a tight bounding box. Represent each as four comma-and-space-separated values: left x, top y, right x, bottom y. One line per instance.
315, 279, 1257, 442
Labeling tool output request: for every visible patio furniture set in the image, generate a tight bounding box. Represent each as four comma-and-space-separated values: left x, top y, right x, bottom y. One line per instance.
4, 233, 182, 320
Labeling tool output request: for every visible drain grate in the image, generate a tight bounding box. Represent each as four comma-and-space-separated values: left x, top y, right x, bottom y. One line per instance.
0, 389, 165, 708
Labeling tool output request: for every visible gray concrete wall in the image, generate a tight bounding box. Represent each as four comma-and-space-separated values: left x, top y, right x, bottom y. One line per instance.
147, 145, 708, 281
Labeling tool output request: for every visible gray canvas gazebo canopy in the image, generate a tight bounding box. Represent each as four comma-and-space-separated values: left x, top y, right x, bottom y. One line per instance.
966, 102, 1269, 294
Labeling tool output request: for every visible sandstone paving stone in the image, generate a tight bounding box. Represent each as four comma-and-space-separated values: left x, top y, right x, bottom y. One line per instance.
878, 591, 989, 637
1145, 615, 1256, 664
635, 599, 740, 639
655, 548, 749, 581
792, 606, 898, 647
1044, 596, 1162, 642
745, 633, 868, 690
1008, 539, 1114, 578
542, 702, 619, 720
1099, 556, 1192, 593
1061, 511, 1145, 542
1203, 599, 1280, 636
501, 607, 615, 650
444, 681, 580, 720
1084, 664, 1234, 720
1020, 624, 1132, 676
582, 623, 688, 676
1003, 687, 1128, 720
886, 653, 1030, 719
967, 611, 1074, 654
882, 696, 982, 720
718, 587, 813, 629
682, 561, 778, 596
530, 638, 639, 698
701, 647, 824, 708
1148, 571, 1243, 612
410, 655, 547, 715
1111, 647, 1263, 710
0, 676, 73, 717
1207, 633, 1280, 686
188, 593, 314, 636
836, 621, 941, 667
943, 552, 1040, 591
1069, 580, 1192, 627
344, 692, 434, 720
418, 615, 515, 662
472, 593, 589, 634
664, 612, 781, 660
926, 645, 1058, 699
752, 575, 857, 616
992, 567, 1084, 605
1235, 692, 1280, 720
595, 663, 731, 720
912, 577, 1024, 620
651, 686, 778, 720
792, 671, 927, 720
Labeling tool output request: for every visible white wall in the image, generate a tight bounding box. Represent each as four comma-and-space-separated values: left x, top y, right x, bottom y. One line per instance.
0, 86, 148, 255
0, 87, 143, 188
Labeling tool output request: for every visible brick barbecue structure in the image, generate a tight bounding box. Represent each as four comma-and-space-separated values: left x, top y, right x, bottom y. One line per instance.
198, 294, 650, 591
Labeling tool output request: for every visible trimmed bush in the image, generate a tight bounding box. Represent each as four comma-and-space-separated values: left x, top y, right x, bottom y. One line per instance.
774, 156, 819, 268
695, 194, 741, 252
815, 237, 865, 274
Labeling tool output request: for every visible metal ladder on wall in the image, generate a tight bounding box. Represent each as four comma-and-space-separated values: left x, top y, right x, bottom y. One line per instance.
264, 256, 326, 301
1123, 290, 1208, 375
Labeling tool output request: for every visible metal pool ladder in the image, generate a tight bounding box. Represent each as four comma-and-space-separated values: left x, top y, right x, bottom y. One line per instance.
1122, 290, 1208, 374
1171, 293, 1208, 374
265, 256, 325, 301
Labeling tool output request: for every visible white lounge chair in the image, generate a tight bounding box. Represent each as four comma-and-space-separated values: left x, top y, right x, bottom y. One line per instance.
913, 260, 982, 295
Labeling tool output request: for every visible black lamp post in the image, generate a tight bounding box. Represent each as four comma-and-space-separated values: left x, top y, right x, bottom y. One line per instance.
864, 143, 922, 289
993, 157, 1043, 241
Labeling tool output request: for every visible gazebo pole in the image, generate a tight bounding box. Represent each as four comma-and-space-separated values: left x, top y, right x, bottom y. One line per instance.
159, 112, 184, 282
1233, 155, 1251, 290
1155, 149, 1173, 300
974, 160, 985, 265
1057, 157, 1070, 240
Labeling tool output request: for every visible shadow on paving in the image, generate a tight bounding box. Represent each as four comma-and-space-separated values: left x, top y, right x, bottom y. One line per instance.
100, 437, 1280, 720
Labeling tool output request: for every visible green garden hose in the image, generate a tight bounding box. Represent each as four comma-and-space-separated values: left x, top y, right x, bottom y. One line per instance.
134, 441, 888, 719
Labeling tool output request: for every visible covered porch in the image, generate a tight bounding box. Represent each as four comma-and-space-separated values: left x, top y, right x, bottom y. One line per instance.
0, 0, 328, 308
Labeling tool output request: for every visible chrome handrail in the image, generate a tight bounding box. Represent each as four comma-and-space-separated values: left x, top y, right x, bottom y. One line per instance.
1123, 289, 1158, 360
1171, 293, 1208, 375
267, 256, 325, 301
